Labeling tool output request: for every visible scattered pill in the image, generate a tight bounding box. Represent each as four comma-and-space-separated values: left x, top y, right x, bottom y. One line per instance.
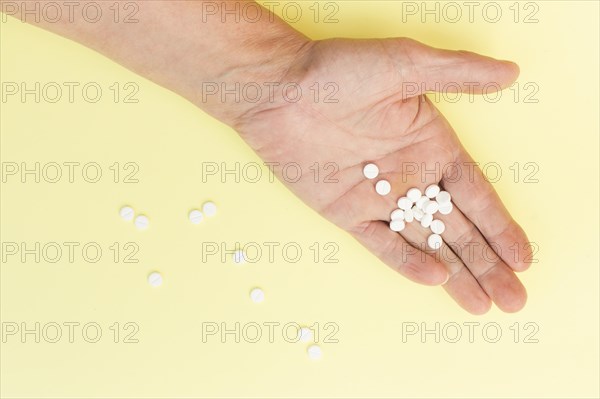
375, 180, 391, 196
307, 345, 322, 360
427, 234, 443, 250
298, 327, 313, 343
407, 188, 422, 202
438, 202, 453, 215
423, 200, 439, 215
397, 197, 412, 210
250, 288, 265, 303
363, 163, 379, 179
390, 219, 406, 232
119, 206, 134, 221
430, 219, 446, 234
390, 209, 405, 221
421, 213, 433, 228
416, 195, 428, 210
404, 208, 414, 223
148, 272, 163, 287
436, 191, 451, 204
202, 201, 217, 217
425, 184, 440, 199
134, 215, 149, 230
233, 250, 246, 264
189, 209, 204, 224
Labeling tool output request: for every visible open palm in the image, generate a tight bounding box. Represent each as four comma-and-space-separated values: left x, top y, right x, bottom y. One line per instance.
236, 38, 531, 314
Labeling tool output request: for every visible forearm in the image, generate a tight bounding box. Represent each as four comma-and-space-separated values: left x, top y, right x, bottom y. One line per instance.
1, 0, 312, 125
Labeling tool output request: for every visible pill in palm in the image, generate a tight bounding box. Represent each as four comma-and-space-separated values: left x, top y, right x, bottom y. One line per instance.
416, 195, 428, 210
425, 184, 440, 198
363, 163, 379, 179
421, 213, 433, 228
430, 219, 445, 234
412, 206, 424, 221
375, 180, 391, 196
119, 206, 134, 221
436, 191, 451, 204
407, 187, 422, 202
423, 200, 439, 215
390, 209, 405, 220
404, 208, 414, 223
438, 202, 453, 215
397, 197, 412, 210
390, 219, 406, 232
427, 234, 443, 250
135, 215, 149, 230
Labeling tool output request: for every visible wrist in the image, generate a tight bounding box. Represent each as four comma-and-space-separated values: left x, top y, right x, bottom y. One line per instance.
190, 33, 315, 129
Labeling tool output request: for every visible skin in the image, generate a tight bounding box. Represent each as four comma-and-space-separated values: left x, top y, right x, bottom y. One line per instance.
2, 0, 532, 313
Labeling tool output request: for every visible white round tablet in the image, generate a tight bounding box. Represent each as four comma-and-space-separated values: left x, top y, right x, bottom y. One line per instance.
375, 180, 391, 196
407, 187, 422, 202
134, 215, 149, 230
189, 209, 204, 224
307, 344, 322, 360
298, 327, 313, 343
233, 249, 246, 264
397, 197, 412, 210
202, 201, 217, 217
412, 206, 424, 221
363, 163, 379, 179
250, 288, 264, 303
436, 191, 451, 204
430, 219, 446, 234
404, 208, 414, 223
119, 206, 134, 221
423, 200, 439, 215
438, 202, 453, 215
148, 272, 163, 287
427, 234, 443, 250
415, 195, 428, 210
425, 184, 441, 199
390, 209, 405, 221
421, 213, 433, 228
390, 219, 406, 232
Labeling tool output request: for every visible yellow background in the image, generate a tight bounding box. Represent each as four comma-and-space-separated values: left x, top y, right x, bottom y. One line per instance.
1, 1, 598, 398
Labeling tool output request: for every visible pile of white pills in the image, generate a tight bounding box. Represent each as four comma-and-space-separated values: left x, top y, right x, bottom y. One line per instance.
363, 163, 454, 250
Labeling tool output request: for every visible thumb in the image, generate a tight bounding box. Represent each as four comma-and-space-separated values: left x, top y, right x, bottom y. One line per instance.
396, 38, 520, 96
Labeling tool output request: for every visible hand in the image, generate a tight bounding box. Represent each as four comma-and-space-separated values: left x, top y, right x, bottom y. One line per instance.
233, 38, 531, 314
